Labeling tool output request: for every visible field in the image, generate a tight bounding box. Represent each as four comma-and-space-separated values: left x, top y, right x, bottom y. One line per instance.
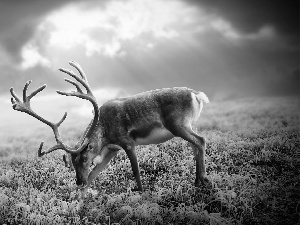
0, 97, 299, 224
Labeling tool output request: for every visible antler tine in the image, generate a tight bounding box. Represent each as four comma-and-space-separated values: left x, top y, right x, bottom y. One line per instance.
38, 142, 62, 157
57, 111, 68, 127
28, 85, 48, 100
10, 81, 42, 111
56, 90, 95, 102
37, 138, 88, 157
23, 80, 32, 103
58, 68, 93, 96
64, 78, 84, 94
10, 82, 49, 123
10, 87, 21, 107
69, 61, 88, 81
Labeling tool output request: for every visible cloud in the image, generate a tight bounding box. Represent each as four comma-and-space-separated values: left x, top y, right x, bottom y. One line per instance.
14, 0, 282, 72
28, 0, 197, 59
0, 0, 84, 62
0, 0, 298, 101
208, 19, 276, 42
19, 43, 51, 70
2, 0, 295, 71
186, 0, 298, 38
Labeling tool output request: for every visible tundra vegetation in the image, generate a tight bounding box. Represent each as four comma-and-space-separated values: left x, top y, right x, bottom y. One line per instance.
0, 96, 299, 224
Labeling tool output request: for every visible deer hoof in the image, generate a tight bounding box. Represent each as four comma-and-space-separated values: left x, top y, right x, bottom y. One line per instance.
131, 186, 143, 192
195, 176, 211, 187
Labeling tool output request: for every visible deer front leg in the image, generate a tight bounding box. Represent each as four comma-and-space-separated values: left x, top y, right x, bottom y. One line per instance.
80, 145, 121, 197
125, 145, 143, 192
63, 154, 74, 170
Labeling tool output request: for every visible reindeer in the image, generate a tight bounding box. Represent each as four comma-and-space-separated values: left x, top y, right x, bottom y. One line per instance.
10, 61, 210, 194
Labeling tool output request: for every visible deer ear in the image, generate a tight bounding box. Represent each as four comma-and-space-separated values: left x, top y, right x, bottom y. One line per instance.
106, 144, 123, 151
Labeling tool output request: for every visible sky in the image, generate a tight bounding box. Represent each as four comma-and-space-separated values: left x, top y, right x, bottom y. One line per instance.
0, 0, 298, 136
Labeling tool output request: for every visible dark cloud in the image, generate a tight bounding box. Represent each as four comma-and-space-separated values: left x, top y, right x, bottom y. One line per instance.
0, 0, 84, 61
186, 0, 299, 46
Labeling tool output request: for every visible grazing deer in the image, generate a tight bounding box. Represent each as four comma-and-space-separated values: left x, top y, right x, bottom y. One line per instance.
10, 61, 210, 193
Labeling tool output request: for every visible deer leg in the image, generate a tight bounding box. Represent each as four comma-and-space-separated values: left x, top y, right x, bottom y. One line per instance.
63, 154, 74, 171
168, 123, 208, 186
190, 142, 209, 186
84, 146, 120, 190
125, 145, 143, 192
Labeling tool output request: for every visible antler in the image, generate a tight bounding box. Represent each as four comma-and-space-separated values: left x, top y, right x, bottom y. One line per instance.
10, 81, 82, 156
57, 61, 100, 144
10, 61, 98, 157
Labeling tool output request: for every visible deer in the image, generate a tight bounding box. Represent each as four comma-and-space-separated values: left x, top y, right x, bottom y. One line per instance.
10, 61, 210, 195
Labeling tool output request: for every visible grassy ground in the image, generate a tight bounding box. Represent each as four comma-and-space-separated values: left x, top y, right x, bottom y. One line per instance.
0, 97, 299, 224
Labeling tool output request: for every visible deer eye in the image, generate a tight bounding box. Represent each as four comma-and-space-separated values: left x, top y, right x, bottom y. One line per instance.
88, 144, 94, 151
82, 156, 88, 162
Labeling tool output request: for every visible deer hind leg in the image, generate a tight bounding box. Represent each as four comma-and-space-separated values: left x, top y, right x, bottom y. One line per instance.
190, 141, 209, 186
124, 144, 143, 192
167, 122, 208, 187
